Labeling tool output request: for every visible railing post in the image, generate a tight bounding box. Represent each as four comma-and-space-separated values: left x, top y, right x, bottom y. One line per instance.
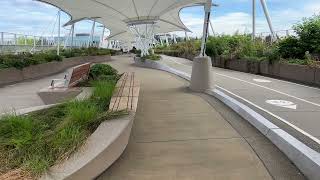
1, 32, 4, 45
33, 36, 36, 49
14, 34, 17, 45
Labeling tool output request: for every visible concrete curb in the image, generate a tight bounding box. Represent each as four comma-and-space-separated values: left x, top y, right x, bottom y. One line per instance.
135, 58, 320, 180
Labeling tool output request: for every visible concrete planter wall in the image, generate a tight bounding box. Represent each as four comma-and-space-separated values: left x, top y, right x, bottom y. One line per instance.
227, 59, 249, 73
315, 68, 320, 86
42, 114, 135, 180
279, 63, 316, 84
0, 55, 111, 87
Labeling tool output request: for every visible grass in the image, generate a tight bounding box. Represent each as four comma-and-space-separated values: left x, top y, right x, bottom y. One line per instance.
0, 77, 124, 178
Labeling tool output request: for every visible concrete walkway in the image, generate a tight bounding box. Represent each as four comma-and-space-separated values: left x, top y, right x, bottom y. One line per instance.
98, 56, 304, 180
0, 71, 66, 114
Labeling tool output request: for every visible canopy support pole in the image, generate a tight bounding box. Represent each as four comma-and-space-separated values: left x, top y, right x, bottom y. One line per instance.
100, 26, 105, 48
57, 10, 60, 56
252, 0, 256, 40
165, 34, 169, 46
200, 0, 212, 57
89, 19, 96, 47
71, 23, 75, 48
260, 0, 276, 41
190, 0, 213, 92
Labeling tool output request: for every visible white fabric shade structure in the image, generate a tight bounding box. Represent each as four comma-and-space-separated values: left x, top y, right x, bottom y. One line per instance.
38, 0, 209, 56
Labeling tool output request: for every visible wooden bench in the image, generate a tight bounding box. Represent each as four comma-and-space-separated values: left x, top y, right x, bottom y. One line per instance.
109, 72, 140, 113
38, 63, 91, 105
50, 63, 91, 88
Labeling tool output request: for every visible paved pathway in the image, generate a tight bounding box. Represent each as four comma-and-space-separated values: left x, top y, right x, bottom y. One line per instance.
0, 71, 66, 114
98, 56, 304, 180
160, 55, 320, 151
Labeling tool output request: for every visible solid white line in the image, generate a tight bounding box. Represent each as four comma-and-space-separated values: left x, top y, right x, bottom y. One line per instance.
215, 85, 320, 145
215, 73, 320, 108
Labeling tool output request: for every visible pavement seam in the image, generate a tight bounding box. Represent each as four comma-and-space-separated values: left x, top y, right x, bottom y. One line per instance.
134, 136, 243, 144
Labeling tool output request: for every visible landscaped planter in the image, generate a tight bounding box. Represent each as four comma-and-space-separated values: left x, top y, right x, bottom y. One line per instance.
0, 55, 111, 87
279, 63, 316, 84
0, 67, 23, 85
41, 114, 135, 180
228, 59, 249, 73
247, 60, 260, 74
259, 61, 280, 77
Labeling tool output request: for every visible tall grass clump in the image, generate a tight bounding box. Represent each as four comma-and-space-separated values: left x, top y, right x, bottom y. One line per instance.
91, 80, 116, 110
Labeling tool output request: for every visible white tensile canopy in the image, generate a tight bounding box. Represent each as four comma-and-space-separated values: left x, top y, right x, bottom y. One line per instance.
38, 0, 208, 55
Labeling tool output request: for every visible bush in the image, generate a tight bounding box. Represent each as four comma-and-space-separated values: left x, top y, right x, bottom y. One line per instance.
141, 54, 161, 61
89, 64, 119, 81
278, 36, 304, 59
294, 15, 320, 55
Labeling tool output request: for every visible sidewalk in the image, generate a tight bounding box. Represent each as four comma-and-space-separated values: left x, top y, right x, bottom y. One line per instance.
98, 56, 304, 180
0, 71, 66, 114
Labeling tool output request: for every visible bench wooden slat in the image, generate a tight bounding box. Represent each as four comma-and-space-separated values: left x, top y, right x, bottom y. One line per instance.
109, 72, 139, 113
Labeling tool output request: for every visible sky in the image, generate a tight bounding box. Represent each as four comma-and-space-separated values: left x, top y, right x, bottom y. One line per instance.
0, 0, 320, 38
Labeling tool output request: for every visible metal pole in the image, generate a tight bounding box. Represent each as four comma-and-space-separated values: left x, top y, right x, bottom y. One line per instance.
200, 0, 212, 57
33, 36, 36, 51
24, 35, 27, 45
14, 34, 17, 45
252, 0, 256, 40
209, 19, 214, 36
185, 31, 189, 41
173, 34, 177, 43
1, 32, 4, 45
260, 0, 275, 41
71, 24, 75, 48
57, 10, 61, 55
165, 34, 169, 46
89, 19, 96, 47
100, 26, 105, 48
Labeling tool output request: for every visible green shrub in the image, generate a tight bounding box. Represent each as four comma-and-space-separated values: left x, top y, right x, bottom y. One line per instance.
141, 54, 161, 61
89, 64, 118, 81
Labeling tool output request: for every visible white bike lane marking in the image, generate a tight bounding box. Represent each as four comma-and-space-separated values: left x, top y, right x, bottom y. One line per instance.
266, 100, 297, 110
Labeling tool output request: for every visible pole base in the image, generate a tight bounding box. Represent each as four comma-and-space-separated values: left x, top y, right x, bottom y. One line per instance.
190, 56, 213, 92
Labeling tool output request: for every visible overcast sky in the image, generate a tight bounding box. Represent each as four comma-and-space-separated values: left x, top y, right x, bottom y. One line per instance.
0, 0, 319, 37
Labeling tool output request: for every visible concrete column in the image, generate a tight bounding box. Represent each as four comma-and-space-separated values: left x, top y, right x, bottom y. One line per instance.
260, 0, 275, 41
190, 0, 213, 92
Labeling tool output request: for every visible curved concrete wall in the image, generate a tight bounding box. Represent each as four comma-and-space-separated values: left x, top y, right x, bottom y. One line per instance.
0, 55, 111, 87
41, 114, 135, 180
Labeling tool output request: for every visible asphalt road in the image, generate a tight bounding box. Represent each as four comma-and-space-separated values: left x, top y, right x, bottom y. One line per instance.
160, 55, 320, 151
